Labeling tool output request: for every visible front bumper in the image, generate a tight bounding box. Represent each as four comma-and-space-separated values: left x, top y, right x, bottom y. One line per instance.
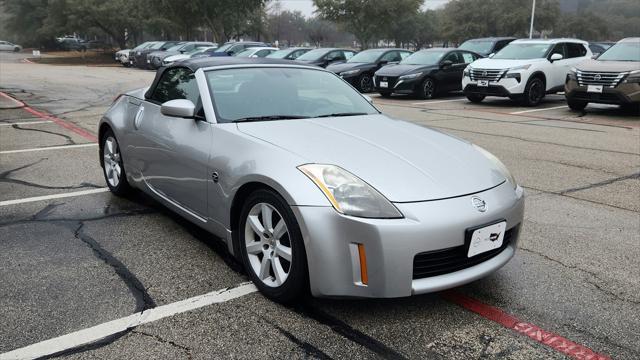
292, 182, 525, 298
565, 79, 640, 105
462, 76, 525, 97
373, 75, 420, 94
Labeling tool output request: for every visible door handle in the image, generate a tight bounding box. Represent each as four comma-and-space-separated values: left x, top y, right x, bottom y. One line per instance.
134, 106, 145, 130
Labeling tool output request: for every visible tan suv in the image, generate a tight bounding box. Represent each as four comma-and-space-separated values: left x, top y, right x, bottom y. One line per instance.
565, 37, 640, 112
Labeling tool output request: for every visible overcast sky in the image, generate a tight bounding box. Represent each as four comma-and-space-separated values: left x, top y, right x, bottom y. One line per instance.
278, 0, 451, 17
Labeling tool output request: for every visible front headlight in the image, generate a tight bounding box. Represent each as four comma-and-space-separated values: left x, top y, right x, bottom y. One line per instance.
298, 164, 403, 219
399, 72, 422, 80
340, 69, 361, 76
508, 64, 531, 72
463, 66, 470, 77
472, 145, 517, 190
623, 70, 640, 84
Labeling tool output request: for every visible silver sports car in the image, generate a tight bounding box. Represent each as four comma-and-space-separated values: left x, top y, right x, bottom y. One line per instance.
99, 58, 524, 302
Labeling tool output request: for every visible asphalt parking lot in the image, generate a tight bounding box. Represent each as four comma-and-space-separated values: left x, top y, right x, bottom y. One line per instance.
1, 51, 638, 360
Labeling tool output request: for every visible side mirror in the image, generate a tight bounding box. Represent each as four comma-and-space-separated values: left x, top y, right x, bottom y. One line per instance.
440, 60, 453, 68
488, 53, 495, 58
161, 99, 195, 118
591, 54, 599, 59
550, 53, 563, 62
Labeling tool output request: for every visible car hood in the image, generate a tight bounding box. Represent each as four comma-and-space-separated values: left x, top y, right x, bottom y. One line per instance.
326, 62, 374, 74
237, 115, 505, 202
375, 64, 436, 77
575, 59, 640, 72
470, 58, 547, 69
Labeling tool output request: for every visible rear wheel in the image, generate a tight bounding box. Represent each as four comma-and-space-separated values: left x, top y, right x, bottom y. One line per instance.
466, 94, 485, 103
567, 99, 588, 111
239, 189, 308, 303
357, 73, 374, 93
14, 47, 20, 53
101, 129, 132, 196
521, 77, 545, 106
417, 77, 436, 100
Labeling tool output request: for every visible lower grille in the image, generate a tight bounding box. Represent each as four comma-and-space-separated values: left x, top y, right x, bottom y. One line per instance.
375, 75, 398, 89
412, 225, 519, 280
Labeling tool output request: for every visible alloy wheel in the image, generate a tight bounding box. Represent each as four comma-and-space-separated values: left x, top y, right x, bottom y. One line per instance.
528, 79, 543, 105
103, 136, 122, 188
423, 78, 435, 99
244, 203, 292, 287
360, 74, 373, 93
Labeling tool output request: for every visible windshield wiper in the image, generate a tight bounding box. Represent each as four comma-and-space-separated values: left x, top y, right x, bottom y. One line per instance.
232, 115, 310, 123
315, 112, 369, 118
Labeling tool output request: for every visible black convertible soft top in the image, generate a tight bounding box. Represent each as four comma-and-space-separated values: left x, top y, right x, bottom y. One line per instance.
144, 57, 313, 100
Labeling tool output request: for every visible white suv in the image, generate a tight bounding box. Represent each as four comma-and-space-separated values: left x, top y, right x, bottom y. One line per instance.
462, 39, 592, 106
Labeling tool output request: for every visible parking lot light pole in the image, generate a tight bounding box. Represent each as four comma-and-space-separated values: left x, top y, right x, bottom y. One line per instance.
529, 0, 536, 39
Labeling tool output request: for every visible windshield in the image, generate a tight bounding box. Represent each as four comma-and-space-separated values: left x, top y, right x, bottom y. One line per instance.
215, 43, 234, 53
459, 40, 493, 54
347, 49, 385, 63
297, 49, 328, 61
597, 41, 640, 61
205, 67, 378, 122
493, 43, 552, 59
167, 44, 185, 52
400, 50, 446, 65
149, 42, 164, 50
266, 49, 292, 58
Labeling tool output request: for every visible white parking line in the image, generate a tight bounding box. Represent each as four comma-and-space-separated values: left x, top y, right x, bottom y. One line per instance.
0, 120, 54, 127
0, 188, 109, 207
0, 283, 257, 360
510, 105, 568, 114
411, 98, 467, 105
0, 143, 98, 154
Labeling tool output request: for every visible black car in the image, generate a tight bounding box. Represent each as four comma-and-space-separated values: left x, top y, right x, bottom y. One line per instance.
57, 38, 87, 51
295, 48, 357, 68
588, 42, 615, 57
209, 42, 268, 57
326, 48, 413, 92
458, 37, 516, 57
266, 47, 312, 60
132, 41, 183, 69
148, 42, 216, 69
374, 48, 482, 99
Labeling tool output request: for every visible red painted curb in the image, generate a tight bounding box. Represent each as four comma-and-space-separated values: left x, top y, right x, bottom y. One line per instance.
0, 91, 25, 108
441, 290, 611, 360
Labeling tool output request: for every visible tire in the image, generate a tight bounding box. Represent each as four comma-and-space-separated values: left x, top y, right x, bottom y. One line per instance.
466, 93, 485, 103
238, 189, 308, 303
521, 77, 545, 106
567, 99, 588, 111
101, 129, 132, 196
357, 73, 374, 93
379, 91, 392, 98
14, 47, 20, 53
416, 77, 436, 100
621, 103, 640, 115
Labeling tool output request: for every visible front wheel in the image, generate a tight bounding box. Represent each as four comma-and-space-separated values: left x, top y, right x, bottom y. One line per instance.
521, 77, 545, 106
357, 73, 374, 93
466, 94, 485, 103
239, 189, 308, 303
14, 47, 20, 53
417, 77, 436, 100
567, 99, 588, 111
101, 129, 132, 196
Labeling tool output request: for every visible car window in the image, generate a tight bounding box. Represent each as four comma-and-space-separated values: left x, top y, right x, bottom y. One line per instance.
255, 49, 272, 57
290, 50, 307, 59
326, 51, 345, 61
550, 43, 567, 58
495, 40, 511, 52
461, 52, 476, 64
443, 51, 462, 64
380, 51, 400, 63
399, 51, 412, 59
566, 43, 587, 58
151, 68, 200, 107
205, 67, 378, 122
344, 51, 356, 60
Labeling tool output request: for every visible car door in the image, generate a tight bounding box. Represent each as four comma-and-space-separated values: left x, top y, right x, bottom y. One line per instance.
0, 42, 10, 51
325, 51, 346, 67
548, 43, 571, 90
136, 67, 212, 219
439, 51, 465, 91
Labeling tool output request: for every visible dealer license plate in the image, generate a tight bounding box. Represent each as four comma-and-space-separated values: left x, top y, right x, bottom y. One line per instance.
587, 85, 603, 93
478, 80, 489, 87
467, 221, 506, 257
380, 81, 388, 88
